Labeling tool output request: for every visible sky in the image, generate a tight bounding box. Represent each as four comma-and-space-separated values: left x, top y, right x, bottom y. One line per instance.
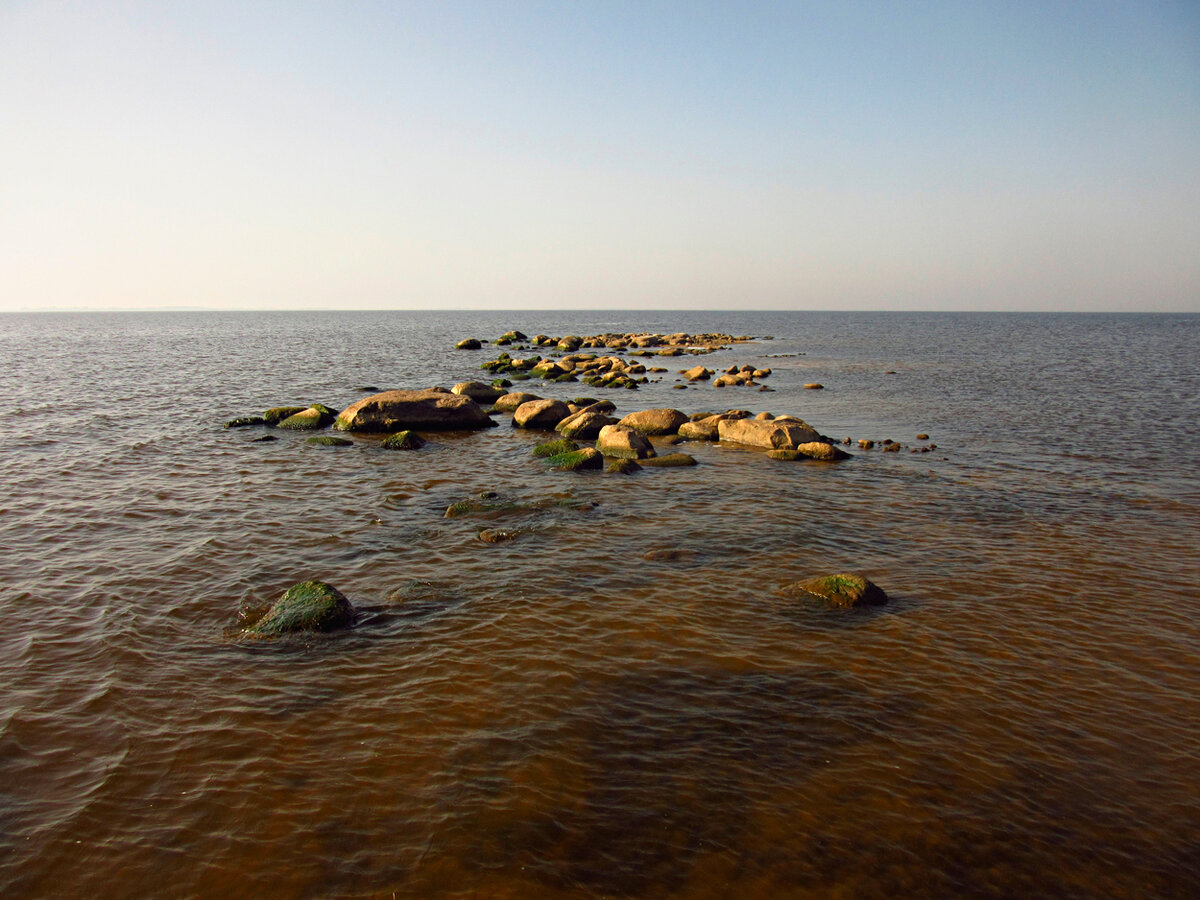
1, 1, 1197, 312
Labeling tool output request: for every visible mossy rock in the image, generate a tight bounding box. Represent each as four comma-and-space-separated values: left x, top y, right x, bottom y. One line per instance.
382, 430, 426, 450
456, 338, 482, 350
533, 438, 579, 458
606, 458, 642, 474
549, 447, 603, 471
225, 416, 265, 428
444, 497, 522, 518
279, 406, 336, 430
263, 405, 307, 425
491, 378, 512, 388
639, 452, 697, 467
789, 573, 888, 609
306, 435, 353, 447
478, 528, 522, 544
245, 580, 355, 636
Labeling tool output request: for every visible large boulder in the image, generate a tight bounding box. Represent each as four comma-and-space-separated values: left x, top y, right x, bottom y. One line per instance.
617, 408, 689, 436
452, 381, 505, 404
493, 391, 541, 412
678, 416, 721, 441
596, 424, 656, 460
556, 408, 619, 440
784, 573, 888, 609
512, 398, 572, 430
717, 416, 820, 449
334, 390, 493, 432
246, 580, 355, 636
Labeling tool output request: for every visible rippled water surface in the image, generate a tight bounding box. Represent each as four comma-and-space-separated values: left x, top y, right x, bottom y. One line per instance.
1, 310, 1198, 898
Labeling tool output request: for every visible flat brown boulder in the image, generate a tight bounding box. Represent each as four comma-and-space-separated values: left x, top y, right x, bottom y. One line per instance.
596, 424, 656, 459
768, 442, 851, 461
334, 390, 492, 432
717, 416, 820, 449
512, 398, 572, 430
617, 408, 689, 435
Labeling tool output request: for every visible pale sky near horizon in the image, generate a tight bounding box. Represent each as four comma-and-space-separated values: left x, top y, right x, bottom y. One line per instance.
2, 1, 1197, 312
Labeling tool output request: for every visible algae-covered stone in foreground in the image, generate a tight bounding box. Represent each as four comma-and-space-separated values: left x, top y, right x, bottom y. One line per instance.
788, 573, 888, 609
246, 580, 355, 636
549, 446, 603, 471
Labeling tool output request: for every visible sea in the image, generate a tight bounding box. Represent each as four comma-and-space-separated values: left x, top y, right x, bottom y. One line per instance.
1, 310, 1197, 899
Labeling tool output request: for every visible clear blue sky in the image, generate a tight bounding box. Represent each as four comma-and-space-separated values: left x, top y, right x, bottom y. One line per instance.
2, 1, 1197, 310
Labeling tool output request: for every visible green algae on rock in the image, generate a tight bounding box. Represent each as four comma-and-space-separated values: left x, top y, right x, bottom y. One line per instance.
263, 406, 308, 425
548, 447, 603, 471
245, 580, 355, 636
532, 438, 579, 458
306, 435, 353, 447
225, 416, 265, 428
279, 404, 338, 430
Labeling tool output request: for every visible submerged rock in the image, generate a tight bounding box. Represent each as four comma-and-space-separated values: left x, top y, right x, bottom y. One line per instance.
225, 416, 265, 428
334, 390, 493, 432
306, 435, 353, 447
478, 528, 522, 543
533, 438, 579, 458
381, 430, 425, 450
639, 452, 697, 467
245, 580, 355, 636
785, 573, 888, 609
606, 458, 642, 474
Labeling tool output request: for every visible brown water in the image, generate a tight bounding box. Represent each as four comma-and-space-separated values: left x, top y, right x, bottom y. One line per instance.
1, 311, 1198, 898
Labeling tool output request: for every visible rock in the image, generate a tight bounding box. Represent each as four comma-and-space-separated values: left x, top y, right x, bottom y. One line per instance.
225, 416, 265, 428
279, 404, 338, 430
596, 424, 656, 460
512, 398, 572, 430
682, 365, 712, 381
452, 381, 505, 403
381, 430, 425, 450
306, 435, 353, 447
478, 528, 522, 543
250, 435, 277, 442
557, 335, 583, 351
617, 408, 689, 435
500, 330, 528, 342
643, 548, 697, 562
717, 417, 821, 449
532, 438, 579, 458
556, 409, 619, 440
785, 573, 888, 609
606, 458, 642, 474
678, 417, 720, 441
639, 452, 697, 467
334, 390, 494, 432
917, 433, 929, 441
263, 405, 308, 425
246, 580, 354, 636
767, 442, 850, 461
493, 391, 541, 412
585, 399, 617, 414
858, 439, 875, 449
804, 383, 824, 390
549, 446, 604, 471
456, 338, 482, 350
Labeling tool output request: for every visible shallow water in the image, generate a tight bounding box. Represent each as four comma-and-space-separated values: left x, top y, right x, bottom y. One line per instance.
1, 310, 1198, 898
